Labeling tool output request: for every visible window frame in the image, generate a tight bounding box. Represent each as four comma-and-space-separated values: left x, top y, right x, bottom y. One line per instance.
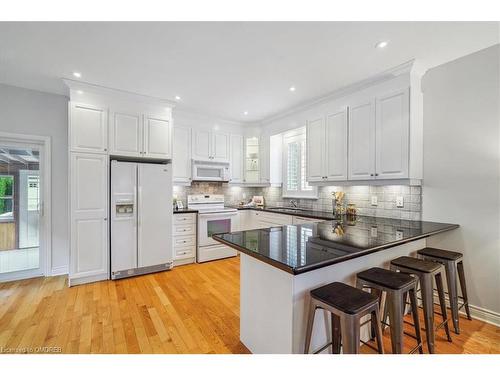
0, 174, 14, 222
281, 127, 318, 199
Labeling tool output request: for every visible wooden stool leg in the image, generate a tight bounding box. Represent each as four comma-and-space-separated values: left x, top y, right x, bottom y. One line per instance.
304, 301, 317, 354
457, 261, 472, 320
372, 305, 385, 354
409, 288, 423, 354
435, 271, 452, 342
331, 313, 341, 354
340, 315, 360, 354
444, 260, 460, 334
420, 274, 436, 353
387, 291, 404, 354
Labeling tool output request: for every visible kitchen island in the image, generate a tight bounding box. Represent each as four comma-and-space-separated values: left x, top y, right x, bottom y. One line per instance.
213, 216, 458, 354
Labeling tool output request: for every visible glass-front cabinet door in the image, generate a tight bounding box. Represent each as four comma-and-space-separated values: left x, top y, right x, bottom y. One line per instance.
244, 136, 260, 183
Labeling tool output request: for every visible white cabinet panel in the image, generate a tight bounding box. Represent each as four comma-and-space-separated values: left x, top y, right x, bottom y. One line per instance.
70, 153, 108, 282
230, 134, 244, 183
143, 116, 171, 159
212, 132, 230, 162
348, 99, 376, 180
173, 126, 192, 184
259, 136, 270, 184
109, 111, 142, 157
192, 130, 211, 161
70, 103, 108, 153
325, 108, 348, 181
306, 117, 325, 182
375, 88, 410, 179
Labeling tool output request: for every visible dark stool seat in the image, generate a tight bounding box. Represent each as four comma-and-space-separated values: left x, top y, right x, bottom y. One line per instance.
391, 256, 441, 273
305, 282, 384, 354
417, 247, 471, 334
311, 282, 378, 314
417, 247, 462, 261
357, 267, 416, 290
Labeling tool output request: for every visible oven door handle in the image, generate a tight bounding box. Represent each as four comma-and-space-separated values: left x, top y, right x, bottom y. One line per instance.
199, 211, 238, 217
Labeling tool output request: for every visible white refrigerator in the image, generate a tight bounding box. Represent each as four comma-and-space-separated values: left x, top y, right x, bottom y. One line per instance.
111, 160, 173, 279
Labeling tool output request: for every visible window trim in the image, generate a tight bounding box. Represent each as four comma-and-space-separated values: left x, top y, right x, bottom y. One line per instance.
282, 127, 318, 199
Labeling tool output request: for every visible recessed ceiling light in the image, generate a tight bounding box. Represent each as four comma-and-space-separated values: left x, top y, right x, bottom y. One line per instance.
243, 111, 248, 115
289, 86, 296, 92
375, 41, 389, 49
175, 95, 181, 101
73, 72, 82, 78
76, 90, 83, 94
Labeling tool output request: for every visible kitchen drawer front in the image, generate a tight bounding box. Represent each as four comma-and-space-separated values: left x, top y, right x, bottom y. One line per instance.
174, 245, 196, 260
173, 223, 196, 237
173, 213, 196, 225
173, 235, 196, 248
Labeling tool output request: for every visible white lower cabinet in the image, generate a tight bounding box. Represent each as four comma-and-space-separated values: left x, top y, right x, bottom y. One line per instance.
172, 213, 197, 266
69, 153, 109, 285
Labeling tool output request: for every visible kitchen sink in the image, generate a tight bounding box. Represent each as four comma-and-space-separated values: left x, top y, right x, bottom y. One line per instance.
267, 207, 307, 212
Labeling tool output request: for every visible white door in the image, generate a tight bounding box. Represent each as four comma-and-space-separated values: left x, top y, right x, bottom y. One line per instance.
306, 116, 325, 182
230, 134, 244, 183
375, 88, 410, 179
348, 99, 376, 180
173, 126, 192, 183
192, 130, 212, 161
143, 115, 171, 159
212, 132, 230, 162
18, 170, 40, 249
325, 108, 348, 181
109, 111, 142, 157
70, 102, 108, 153
70, 153, 108, 282
137, 163, 173, 268
110, 161, 137, 274
259, 135, 270, 184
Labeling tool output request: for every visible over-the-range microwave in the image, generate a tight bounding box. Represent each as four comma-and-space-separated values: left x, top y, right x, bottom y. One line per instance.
192, 160, 230, 182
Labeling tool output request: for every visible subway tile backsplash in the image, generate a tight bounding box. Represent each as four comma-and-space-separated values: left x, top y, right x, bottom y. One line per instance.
173, 183, 422, 221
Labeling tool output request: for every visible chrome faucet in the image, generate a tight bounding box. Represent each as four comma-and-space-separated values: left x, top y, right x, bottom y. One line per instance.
290, 200, 298, 208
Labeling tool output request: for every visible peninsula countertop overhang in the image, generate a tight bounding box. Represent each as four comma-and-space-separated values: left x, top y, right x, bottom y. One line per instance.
213, 216, 459, 275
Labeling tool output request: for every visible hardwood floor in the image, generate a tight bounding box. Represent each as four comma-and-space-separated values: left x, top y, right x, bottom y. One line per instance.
0, 256, 499, 354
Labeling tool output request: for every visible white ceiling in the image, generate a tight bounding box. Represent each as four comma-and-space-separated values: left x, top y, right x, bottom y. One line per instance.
0, 22, 498, 123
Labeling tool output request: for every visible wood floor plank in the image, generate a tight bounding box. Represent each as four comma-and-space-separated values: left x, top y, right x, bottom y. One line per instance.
0, 256, 497, 354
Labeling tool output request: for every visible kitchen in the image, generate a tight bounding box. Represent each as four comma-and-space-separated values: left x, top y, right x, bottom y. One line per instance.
0, 14, 499, 370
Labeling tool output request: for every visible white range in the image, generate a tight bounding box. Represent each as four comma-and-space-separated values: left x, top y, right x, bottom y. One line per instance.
187, 194, 238, 262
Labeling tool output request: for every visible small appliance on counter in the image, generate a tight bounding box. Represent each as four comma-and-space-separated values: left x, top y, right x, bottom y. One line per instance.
251, 196, 264, 207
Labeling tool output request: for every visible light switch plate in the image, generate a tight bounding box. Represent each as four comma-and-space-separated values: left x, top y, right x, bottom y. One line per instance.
396, 196, 404, 208
371, 195, 378, 206
370, 226, 378, 237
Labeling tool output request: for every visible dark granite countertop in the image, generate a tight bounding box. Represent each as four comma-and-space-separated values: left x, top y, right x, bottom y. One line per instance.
213, 216, 459, 275
173, 208, 198, 214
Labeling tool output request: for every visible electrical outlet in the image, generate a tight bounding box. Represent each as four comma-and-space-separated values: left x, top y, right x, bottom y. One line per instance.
371, 195, 378, 206
396, 230, 404, 240
370, 226, 378, 237
396, 196, 404, 208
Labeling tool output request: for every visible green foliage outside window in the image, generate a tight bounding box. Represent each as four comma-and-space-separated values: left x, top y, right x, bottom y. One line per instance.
0, 176, 14, 215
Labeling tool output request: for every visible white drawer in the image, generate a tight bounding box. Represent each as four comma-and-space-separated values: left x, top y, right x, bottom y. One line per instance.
174, 245, 196, 260
173, 213, 196, 225
173, 223, 196, 237
173, 235, 196, 248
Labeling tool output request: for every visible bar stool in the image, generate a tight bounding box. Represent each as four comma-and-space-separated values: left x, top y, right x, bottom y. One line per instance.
417, 247, 471, 334
390, 256, 452, 354
356, 267, 423, 354
304, 282, 384, 354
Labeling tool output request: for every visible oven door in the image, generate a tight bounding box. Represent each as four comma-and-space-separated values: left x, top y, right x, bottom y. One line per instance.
198, 211, 238, 247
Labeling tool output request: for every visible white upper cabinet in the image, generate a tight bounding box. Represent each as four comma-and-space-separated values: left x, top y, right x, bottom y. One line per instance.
173, 126, 192, 184
375, 88, 410, 179
70, 103, 108, 153
306, 116, 325, 182
191, 129, 229, 162
348, 99, 376, 180
230, 134, 244, 183
69, 153, 108, 283
244, 136, 260, 184
109, 111, 142, 157
259, 135, 270, 184
325, 108, 348, 180
212, 132, 230, 162
143, 115, 172, 159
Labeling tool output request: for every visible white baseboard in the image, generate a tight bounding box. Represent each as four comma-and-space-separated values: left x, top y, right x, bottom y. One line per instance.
50, 265, 69, 276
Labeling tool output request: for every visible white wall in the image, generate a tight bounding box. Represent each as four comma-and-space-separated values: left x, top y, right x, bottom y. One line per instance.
422, 44, 500, 320
0, 84, 69, 274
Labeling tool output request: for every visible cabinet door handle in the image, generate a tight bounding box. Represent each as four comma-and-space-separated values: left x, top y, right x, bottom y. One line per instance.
375, 173, 379, 177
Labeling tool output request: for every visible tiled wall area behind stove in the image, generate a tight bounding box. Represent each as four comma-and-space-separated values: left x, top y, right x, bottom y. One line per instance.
174, 183, 422, 220
260, 185, 422, 220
